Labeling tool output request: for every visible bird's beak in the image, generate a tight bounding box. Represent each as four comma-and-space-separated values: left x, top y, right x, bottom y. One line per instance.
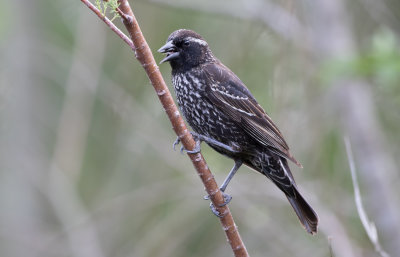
158, 40, 179, 64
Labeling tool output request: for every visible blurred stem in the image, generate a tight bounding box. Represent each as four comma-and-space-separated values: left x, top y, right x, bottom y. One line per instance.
48, 10, 106, 257
344, 137, 390, 257
80, 0, 249, 256
306, 0, 400, 255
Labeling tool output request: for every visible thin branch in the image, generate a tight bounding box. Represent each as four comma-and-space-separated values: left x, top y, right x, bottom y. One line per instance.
80, 0, 249, 256
81, 0, 134, 50
344, 137, 390, 257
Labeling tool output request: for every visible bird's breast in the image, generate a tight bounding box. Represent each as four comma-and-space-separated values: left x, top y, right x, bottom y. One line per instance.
171, 72, 252, 155
172, 72, 212, 134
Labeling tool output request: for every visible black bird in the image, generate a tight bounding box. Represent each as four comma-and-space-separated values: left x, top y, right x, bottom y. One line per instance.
158, 29, 318, 234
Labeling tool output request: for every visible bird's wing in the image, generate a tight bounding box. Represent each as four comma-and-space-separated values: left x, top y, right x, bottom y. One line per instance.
203, 62, 302, 167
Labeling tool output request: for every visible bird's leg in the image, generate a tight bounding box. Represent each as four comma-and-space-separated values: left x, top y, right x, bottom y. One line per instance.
191, 132, 241, 153
220, 160, 243, 193
174, 132, 241, 154
206, 160, 243, 217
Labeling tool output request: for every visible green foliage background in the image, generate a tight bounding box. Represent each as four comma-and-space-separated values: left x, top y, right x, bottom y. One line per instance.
0, 1, 399, 257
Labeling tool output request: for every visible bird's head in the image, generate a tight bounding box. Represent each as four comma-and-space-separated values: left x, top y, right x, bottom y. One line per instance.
158, 29, 214, 70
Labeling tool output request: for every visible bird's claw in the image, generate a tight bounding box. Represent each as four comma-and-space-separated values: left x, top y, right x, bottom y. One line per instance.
220, 192, 232, 206
185, 139, 201, 154
173, 137, 181, 151
205, 191, 232, 217
204, 191, 232, 206
210, 202, 225, 218
204, 191, 232, 205
173, 133, 201, 154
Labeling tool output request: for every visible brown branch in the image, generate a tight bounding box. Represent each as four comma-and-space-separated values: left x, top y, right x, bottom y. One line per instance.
80, 0, 249, 256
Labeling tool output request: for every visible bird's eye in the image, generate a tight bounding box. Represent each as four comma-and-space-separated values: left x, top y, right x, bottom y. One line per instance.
183, 41, 190, 46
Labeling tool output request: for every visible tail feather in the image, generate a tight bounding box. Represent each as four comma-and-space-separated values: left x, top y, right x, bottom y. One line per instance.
287, 187, 318, 235
247, 153, 318, 234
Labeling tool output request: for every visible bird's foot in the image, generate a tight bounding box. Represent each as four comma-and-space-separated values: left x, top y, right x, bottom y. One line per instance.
172, 137, 181, 151
209, 203, 225, 218
203, 191, 232, 206
172, 133, 201, 154
185, 139, 201, 154
204, 191, 232, 218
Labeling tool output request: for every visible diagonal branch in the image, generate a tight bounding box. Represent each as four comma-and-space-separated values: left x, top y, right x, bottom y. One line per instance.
80, 0, 249, 256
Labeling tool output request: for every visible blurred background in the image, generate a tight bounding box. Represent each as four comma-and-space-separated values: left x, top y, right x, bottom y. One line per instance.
1, 0, 399, 256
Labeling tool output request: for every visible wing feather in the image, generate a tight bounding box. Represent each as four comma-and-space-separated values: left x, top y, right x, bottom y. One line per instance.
203, 62, 302, 167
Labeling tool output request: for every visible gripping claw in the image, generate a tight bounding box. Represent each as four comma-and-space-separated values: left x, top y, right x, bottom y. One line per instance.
173, 137, 181, 151
210, 202, 225, 218
185, 139, 201, 154
205, 191, 232, 217
173, 134, 201, 154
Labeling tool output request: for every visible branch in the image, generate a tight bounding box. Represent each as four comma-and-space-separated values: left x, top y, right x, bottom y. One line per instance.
81, 0, 134, 50
80, 0, 249, 256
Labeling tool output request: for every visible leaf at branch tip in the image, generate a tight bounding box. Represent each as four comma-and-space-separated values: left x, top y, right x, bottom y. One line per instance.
95, 0, 121, 21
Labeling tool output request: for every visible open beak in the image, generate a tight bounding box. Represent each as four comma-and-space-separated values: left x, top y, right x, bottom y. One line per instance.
158, 40, 179, 64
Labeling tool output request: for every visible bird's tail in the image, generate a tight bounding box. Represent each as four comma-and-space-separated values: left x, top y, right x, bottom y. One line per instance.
286, 187, 318, 235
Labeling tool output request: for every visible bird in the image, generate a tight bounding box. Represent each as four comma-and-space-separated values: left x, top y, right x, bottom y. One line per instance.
158, 29, 318, 234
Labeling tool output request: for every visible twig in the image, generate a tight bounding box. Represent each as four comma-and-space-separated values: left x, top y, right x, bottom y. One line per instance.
81, 0, 134, 50
80, 0, 249, 256
344, 137, 390, 257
